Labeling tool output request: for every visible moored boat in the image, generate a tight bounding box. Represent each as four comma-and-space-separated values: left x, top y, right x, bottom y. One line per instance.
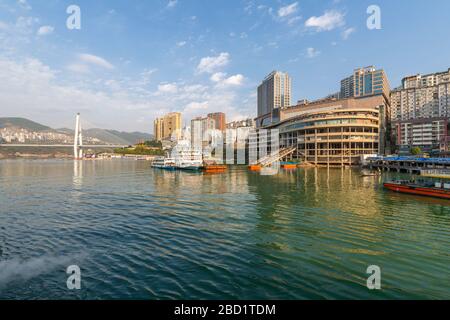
170, 141, 204, 171
151, 157, 176, 170
383, 180, 450, 199
173, 150, 203, 171
203, 164, 227, 173
178, 163, 203, 171
280, 161, 298, 170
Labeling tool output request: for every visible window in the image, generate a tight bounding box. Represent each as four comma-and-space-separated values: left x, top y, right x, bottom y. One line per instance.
364, 74, 373, 94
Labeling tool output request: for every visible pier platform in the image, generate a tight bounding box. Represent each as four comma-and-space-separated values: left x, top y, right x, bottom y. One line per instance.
367, 156, 450, 174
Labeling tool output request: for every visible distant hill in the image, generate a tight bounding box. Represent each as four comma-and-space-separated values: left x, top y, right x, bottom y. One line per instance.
57, 128, 153, 145
84, 129, 153, 145
0, 117, 52, 131
0, 117, 153, 145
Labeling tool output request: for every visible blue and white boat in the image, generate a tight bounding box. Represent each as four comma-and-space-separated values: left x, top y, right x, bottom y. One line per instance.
171, 140, 203, 171
151, 157, 176, 170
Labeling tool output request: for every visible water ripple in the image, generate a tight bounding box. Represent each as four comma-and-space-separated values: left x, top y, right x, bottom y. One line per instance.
0, 160, 449, 299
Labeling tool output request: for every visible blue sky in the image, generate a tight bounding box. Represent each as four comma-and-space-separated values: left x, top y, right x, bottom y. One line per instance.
0, 0, 449, 132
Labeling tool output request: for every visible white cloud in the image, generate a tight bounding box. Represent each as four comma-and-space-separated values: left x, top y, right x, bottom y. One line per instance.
0, 57, 159, 131
66, 63, 91, 74
305, 10, 345, 31
176, 41, 187, 47
0, 21, 8, 30
184, 101, 209, 113
306, 47, 320, 58
256, 5, 274, 17
182, 84, 208, 93
167, 0, 177, 8
210, 72, 245, 87
278, 2, 298, 17
210, 72, 227, 82
104, 79, 122, 91
342, 27, 355, 40
37, 25, 54, 36
17, 0, 31, 10
0, 17, 41, 55
220, 74, 245, 87
78, 53, 114, 70
138, 68, 157, 85
16, 16, 38, 30
157, 83, 178, 94
287, 16, 302, 25
197, 52, 230, 74
0, 55, 252, 132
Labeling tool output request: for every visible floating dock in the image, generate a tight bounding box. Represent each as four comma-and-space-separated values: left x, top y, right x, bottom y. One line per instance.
367, 156, 450, 174
420, 169, 450, 179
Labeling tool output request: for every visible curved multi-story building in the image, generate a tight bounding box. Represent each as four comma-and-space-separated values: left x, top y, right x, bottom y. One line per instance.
267, 95, 389, 166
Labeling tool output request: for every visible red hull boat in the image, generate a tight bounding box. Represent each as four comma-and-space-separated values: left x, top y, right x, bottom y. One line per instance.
384, 181, 450, 199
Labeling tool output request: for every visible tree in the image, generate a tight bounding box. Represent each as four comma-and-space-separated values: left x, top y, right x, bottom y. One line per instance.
410, 147, 422, 155
144, 140, 162, 148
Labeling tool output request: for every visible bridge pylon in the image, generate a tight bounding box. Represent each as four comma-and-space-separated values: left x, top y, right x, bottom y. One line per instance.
74, 113, 83, 160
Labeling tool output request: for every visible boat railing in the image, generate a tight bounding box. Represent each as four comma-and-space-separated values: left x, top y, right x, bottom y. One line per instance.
421, 169, 450, 175
434, 181, 450, 189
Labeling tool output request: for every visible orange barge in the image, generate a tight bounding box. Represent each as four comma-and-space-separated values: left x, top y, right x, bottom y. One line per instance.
384, 181, 450, 199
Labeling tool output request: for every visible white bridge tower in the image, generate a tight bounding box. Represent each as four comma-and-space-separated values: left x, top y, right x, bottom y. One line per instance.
74, 113, 83, 160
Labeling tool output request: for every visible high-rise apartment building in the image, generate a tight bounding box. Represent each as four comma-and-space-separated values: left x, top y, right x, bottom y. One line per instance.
390, 68, 450, 121
340, 66, 390, 100
257, 71, 291, 117
154, 118, 164, 141
395, 118, 448, 153
354, 66, 390, 99
153, 112, 182, 141
207, 112, 226, 131
191, 116, 217, 148
340, 75, 354, 99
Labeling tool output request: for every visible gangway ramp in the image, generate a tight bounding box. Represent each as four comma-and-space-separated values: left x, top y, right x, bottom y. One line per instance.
254, 146, 297, 167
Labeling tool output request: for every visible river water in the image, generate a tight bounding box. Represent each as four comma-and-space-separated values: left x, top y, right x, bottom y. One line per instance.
0, 159, 449, 299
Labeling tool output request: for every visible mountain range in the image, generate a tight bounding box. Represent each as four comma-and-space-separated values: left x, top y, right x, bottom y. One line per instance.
0, 117, 153, 145
0, 117, 52, 132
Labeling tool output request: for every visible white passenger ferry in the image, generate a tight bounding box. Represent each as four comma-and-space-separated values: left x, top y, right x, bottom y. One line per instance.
174, 150, 203, 171
171, 140, 203, 171
151, 157, 176, 170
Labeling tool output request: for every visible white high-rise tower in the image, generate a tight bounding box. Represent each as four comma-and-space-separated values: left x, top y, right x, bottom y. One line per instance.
257, 71, 291, 117
74, 113, 83, 160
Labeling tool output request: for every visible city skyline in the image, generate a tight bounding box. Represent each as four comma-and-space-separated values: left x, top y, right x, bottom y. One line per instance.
1, 0, 450, 133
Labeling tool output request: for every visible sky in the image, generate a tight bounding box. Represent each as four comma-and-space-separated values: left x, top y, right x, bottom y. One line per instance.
0, 0, 449, 133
